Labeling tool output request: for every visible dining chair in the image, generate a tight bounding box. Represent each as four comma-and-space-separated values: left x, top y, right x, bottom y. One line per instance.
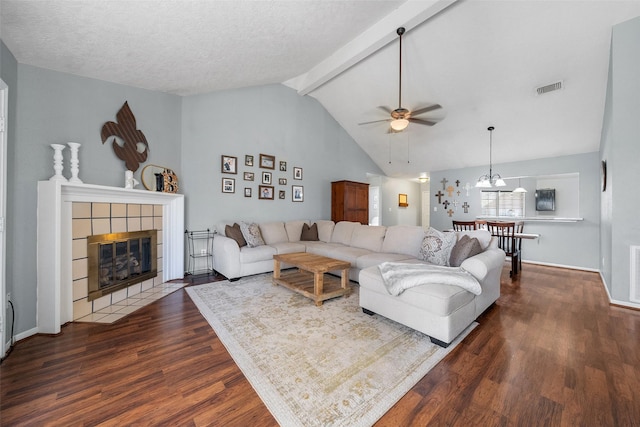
452, 220, 477, 231
515, 221, 524, 271
486, 221, 519, 277
475, 220, 488, 230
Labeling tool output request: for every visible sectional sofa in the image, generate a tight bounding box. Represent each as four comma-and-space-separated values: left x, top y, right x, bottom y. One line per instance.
213, 220, 505, 346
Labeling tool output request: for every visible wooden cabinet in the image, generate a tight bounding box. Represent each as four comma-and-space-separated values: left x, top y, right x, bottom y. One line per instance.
331, 180, 369, 224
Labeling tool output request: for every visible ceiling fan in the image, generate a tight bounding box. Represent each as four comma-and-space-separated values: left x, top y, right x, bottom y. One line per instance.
359, 27, 442, 133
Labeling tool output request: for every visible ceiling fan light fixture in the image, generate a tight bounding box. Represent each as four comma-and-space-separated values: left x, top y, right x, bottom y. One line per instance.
390, 118, 409, 131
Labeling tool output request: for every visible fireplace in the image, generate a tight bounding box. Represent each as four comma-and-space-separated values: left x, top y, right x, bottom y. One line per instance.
87, 230, 158, 301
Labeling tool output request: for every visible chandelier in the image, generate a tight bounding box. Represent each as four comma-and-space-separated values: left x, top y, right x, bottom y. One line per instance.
476, 126, 506, 188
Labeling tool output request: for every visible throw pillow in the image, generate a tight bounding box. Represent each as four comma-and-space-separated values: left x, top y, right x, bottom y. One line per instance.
419, 227, 457, 266
300, 223, 319, 241
239, 222, 265, 248
225, 223, 247, 248
449, 235, 483, 267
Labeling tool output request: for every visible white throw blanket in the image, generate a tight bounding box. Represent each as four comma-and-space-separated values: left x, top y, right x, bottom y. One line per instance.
378, 262, 482, 296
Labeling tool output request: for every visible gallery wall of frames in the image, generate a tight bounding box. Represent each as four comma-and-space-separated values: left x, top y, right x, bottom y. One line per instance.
220, 154, 304, 202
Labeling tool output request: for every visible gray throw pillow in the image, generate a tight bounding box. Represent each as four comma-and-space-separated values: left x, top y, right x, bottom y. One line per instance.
449, 236, 483, 267
225, 223, 247, 248
420, 227, 457, 266
300, 223, 319, 241
240, 221, 265, 248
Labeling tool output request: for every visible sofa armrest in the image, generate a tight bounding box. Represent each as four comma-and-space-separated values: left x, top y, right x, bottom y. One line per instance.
213, 234, 241, 279
460, 248, 506, 281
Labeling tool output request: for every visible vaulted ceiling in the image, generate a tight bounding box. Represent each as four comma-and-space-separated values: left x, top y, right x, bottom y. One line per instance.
3, 0, 640, 179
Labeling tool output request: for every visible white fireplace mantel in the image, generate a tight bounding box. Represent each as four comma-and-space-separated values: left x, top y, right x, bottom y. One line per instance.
37, 181, 184, 334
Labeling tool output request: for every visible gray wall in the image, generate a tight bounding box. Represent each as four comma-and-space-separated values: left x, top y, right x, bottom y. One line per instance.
181, 84, 383, 230
11, 65, 182, 335
429, 152, 600, 270
600, 16, 640, 304
374, 176, 421, 226
1, 41, 18, 346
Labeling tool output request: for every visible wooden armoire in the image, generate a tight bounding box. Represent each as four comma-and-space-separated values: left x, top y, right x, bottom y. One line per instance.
331, 180, 369, 224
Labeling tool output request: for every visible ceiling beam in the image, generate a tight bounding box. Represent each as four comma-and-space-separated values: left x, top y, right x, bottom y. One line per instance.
283, 0, 459, 96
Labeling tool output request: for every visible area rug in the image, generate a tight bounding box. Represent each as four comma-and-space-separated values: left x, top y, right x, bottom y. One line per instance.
187, 274, 475, 426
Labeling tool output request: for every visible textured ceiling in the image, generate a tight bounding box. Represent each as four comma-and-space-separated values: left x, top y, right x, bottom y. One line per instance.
2, 0, 640, 178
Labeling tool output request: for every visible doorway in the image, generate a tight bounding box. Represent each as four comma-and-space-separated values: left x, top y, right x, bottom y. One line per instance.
0, 80, 7, 357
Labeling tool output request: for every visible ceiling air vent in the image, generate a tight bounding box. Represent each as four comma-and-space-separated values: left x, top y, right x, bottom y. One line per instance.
536, 81, 563, 95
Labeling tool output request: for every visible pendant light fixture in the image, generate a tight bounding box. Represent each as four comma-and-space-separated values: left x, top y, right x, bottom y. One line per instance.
513, 178, 527, 193
476, 126, 506, 188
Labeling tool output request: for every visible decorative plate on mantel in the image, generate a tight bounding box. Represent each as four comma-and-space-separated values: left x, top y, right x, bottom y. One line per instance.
141, 164, 179, 193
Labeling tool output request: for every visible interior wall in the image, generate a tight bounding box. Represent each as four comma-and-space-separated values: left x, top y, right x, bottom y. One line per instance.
429, 152, 600, 270
0, 41, 18, 348
11, 64, 182, 336
377, 176, 421, 226
606, 16, 640, 304
180, 84, 383, 231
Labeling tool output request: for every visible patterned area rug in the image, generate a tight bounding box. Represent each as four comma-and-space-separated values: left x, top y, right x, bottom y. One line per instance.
187, 274, 475, 426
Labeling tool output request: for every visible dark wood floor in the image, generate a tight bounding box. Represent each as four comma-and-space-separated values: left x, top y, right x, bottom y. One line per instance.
1, 264, 639, 426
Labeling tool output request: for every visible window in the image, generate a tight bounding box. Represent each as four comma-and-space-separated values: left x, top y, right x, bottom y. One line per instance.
481, 191, 525, 217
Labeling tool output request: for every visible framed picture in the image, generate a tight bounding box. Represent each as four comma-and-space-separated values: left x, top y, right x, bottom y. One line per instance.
292, 185, 304, 202
259, 185, 274, 200
279, 161, 287, 171
245, 155, 254, 167
222, 178, 235, 193
278, 178, 287, 185
262, 171, 272, 184
221, 155, 237, 174
244, 187, 252, 197
243, 172, 254, 181
260, 153, 275, 169
293, 167, 303, 180
398, 194, 408, 207
279, 190, 286, 199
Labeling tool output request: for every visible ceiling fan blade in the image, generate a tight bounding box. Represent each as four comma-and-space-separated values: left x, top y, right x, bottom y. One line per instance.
377, 106, 393, 115
358, 118, 390, 125
410, 104, 442, 116
409, 118, 437, 126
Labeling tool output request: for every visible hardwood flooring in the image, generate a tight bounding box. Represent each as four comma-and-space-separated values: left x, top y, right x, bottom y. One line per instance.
1, 264, 639, 426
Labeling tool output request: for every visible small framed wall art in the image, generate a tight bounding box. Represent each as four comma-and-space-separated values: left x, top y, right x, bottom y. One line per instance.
260, 154, 275, 169
279, 190, 286, 199
244, 187, 252, 197
398, 194, 408, 207
244, 172, 254, 181
292, 185, 304, 202
259, 185, 274, 200
262, 171, 272, 184
279, 161, 287, 171
293, 167, 303, 180
245, 155, 254, 167
222, 178, 235, 193
221, 155, 237, 174
279, 178, 287, 185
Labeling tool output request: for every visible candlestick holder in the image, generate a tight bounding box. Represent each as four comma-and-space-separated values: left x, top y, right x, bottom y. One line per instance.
67, 142, 82, 183
49, 144, 67, 182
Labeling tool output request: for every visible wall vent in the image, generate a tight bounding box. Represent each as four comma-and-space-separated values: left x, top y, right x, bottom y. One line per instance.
630, 246, 640, 303
536, 81, 563, 95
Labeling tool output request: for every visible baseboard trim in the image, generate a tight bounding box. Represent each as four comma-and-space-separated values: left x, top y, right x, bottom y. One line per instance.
15, 326, 38, 342
520, 259, 599, 272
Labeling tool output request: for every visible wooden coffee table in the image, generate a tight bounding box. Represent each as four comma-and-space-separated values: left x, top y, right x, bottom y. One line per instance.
272, 252, 351, 306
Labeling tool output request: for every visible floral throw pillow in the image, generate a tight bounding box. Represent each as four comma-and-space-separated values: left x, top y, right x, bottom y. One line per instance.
420, 227, 457, 266
239, 222, 265, 248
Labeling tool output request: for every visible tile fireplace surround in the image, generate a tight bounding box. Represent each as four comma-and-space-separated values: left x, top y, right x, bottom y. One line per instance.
37, 181, 184, 334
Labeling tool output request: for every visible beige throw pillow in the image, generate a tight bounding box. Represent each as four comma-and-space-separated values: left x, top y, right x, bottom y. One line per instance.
420, 227, 457, 266
239, 222, 265, 248
449, 235, 483, 267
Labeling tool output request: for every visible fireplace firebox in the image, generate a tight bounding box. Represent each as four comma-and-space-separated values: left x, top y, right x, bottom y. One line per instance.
87, 230, 158, 301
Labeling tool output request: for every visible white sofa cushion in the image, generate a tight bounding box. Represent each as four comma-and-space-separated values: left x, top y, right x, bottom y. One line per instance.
259, 222, 288, 244
420, 228, 457, 266
331, 221, 359, 245
284, 220, 309, 242
269, 242, 307, 254
316, 220, 335, 242
239, 245, 276, 263
382, 225, 425, 258
350, 225, 386, 252
355, 252, 415, 270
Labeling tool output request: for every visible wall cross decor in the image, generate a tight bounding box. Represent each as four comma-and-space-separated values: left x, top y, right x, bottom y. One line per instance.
446, 185, 455, 197
462, 201, 470, 213
101, 101, 149, 172
447, 209, 455, 217
453, 199, 459, 208
440, 178, 448, 190
435, 190, 444, 204
443, 200, 450, 209
456, 180, 460, 187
